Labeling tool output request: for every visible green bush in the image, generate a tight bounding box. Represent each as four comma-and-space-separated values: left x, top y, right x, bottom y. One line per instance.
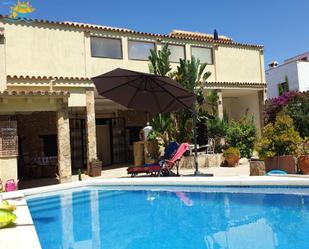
284, 94, 309, 138
256, 114, 302, 159
226, 116, 256, 158
207, 117, 227, 139
223, 147, 240, 159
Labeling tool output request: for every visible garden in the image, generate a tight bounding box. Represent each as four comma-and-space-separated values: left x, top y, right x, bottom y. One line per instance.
146, 45, 258, 169
147, 46, 309, 174
255, 91, 309, 175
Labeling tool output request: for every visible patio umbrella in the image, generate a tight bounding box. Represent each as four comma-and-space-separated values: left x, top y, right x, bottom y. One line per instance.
92, 68, 195, 113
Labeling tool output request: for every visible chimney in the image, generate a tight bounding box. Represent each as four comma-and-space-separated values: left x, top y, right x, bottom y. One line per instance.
268, 61, 278, 69
214, 29, 219, 40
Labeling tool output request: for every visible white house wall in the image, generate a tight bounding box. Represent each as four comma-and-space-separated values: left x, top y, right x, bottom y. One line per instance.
266, 61, 299, 98
297, 62, 309, 92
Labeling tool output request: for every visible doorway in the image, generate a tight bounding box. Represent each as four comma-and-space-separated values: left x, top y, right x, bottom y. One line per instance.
70, 119, 87, 170
96, 118, 127, 166
96, 119, 112, 166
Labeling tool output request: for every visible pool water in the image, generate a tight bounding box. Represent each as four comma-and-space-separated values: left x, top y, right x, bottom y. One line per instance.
27, 187, 309, 249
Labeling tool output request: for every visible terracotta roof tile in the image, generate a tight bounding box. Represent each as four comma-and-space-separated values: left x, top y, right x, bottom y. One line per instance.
0, 15, 263, 49
7, 75, 91, 81
0, 90, 69, 96
170, 30, 233, 41
205, 81, 267, 87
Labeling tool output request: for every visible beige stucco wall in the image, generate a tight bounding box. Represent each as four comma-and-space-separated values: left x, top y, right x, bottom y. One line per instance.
0, 97, 59, 114
215, 46, 264, 83
223, 92, 261, 133
0, 33, 6, 91
1, 20, 263, 85
3, 22, 87, 78
0, 157, 18, 184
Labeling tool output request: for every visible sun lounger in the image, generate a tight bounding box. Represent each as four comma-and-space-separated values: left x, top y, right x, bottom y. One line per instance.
127, 143, 189, 177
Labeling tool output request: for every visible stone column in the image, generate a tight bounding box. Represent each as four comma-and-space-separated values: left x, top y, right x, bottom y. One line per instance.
217, 90, 223, 120
86, 89, 97, 163
57, 101, 72, 183
257, 89, 266, 136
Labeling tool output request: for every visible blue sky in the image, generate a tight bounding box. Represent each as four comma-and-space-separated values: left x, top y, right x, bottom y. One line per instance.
1, 0, 308, 66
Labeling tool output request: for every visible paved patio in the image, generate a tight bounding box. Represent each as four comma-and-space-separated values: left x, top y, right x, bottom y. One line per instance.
87, 163, 250, 179
19, 163, 250, 189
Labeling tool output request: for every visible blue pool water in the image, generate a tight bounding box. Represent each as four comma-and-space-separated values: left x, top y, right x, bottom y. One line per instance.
27, 186, 309, 249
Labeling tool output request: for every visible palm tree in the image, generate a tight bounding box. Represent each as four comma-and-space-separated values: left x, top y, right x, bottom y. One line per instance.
148, 45, 175, 144
173, 57, 212, 141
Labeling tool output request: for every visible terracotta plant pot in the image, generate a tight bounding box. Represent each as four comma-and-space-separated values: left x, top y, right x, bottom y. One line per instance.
264, 155, 297, 174
298, 155, 309, 174
225, 156, 240, 167
88, 160, 102, 177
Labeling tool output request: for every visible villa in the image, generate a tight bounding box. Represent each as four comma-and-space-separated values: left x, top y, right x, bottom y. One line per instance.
0, 16, 266, 184
266, 51, 309, 98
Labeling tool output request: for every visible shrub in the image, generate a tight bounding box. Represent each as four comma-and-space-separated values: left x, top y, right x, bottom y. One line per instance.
264, 91, 306, 126
207, 116, 227, 139
223, 147, 240, 159
226, 116, 256, 158
284, 93, 309, 138
256, 114, 302, 159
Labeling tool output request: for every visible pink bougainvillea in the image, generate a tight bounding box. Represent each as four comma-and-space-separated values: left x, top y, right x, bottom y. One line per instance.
264, 91, 308, 124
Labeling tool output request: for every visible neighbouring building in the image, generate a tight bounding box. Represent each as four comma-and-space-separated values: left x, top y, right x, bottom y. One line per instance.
0, 16, 266, 184
266, 51, 309, 98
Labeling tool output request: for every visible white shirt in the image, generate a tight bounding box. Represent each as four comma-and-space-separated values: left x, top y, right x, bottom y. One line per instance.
143, 125, 153, 141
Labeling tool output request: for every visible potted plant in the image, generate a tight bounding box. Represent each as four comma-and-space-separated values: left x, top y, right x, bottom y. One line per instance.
88, 159, 102, 177
298, 138, 309, 174
256, 114, 302, 174
144, 131, 160, 164
223, 147, 240, 167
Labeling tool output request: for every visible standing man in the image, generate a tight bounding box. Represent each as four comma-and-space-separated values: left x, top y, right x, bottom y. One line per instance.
139, 122, 153, 141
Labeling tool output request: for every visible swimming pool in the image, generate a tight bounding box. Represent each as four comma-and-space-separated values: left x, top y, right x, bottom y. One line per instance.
27, 186, 309, 249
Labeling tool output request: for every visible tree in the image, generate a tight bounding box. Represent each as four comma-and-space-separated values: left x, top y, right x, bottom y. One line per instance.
148, 45, 175, 144
148, 46, 214, 144
173, 57, 212, 142
226, 115, 256, 158
148, 44, 172, 76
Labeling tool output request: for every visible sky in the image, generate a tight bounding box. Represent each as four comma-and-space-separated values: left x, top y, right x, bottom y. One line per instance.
0, 0, 308, 66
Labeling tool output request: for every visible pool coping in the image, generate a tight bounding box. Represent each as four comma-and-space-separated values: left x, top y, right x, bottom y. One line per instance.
2, 176, 309, 249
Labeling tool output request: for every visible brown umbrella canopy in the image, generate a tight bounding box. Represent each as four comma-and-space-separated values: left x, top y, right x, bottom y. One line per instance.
92, 68, 195, 113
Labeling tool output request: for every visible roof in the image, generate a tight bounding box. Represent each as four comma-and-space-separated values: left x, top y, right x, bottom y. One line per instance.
170, 29, 232, 41
0, 90, 70, 97
7, 75, 91, 81
0, 15, 263, 49
205, 81, 267, 87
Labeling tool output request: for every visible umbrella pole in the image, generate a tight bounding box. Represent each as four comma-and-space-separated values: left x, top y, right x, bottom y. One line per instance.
192, 106, 200, 175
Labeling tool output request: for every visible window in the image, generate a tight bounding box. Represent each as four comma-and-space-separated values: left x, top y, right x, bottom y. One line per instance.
191, 46, 213, 64
90, 37, 122, 59
278, 82, 289, 96
128, 40, 155, 60
168, 44, 185, 62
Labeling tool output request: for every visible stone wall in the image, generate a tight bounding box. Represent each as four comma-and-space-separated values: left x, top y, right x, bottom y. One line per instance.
179, 153, 224, 169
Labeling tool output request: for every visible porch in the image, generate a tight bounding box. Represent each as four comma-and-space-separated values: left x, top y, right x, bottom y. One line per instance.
0, 90, 96, 186
204, 81, 266, 135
